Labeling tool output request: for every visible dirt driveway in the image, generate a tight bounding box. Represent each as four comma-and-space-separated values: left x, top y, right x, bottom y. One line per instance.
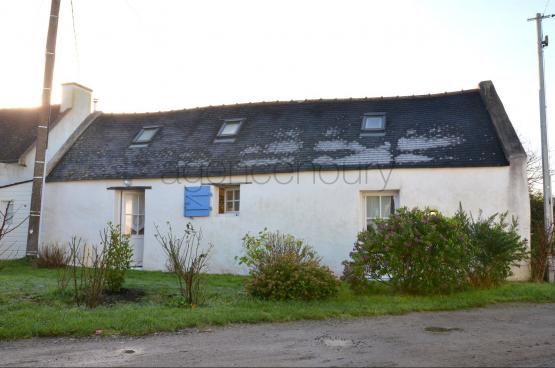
1, 303, 554, 367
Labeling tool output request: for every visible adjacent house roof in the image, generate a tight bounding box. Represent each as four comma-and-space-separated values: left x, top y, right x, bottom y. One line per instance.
47, 81, 522, 182
0, 105, 61, 163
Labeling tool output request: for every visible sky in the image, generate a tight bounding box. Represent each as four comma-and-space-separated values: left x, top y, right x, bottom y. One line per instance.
1, 0, 554, 156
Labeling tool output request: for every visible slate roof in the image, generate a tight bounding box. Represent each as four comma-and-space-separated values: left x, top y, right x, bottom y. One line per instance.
47, 87, 515, 182
0, 105, 61, 163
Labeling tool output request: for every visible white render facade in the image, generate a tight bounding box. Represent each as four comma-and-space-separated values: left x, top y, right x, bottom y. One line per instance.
41, 161, 530, 279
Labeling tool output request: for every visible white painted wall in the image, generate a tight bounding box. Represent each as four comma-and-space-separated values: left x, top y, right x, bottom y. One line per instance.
0, 181, 31, 258
0, 83, 92, 257
42, 164, 531, 280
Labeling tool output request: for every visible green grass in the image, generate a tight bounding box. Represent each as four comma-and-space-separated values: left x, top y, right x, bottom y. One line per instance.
1, 258, 554, 340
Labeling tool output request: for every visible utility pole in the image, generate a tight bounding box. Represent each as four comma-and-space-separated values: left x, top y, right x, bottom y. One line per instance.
26, 0, 61, 257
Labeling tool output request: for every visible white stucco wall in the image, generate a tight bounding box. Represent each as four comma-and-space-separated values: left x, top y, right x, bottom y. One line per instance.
41, 165, 531, 279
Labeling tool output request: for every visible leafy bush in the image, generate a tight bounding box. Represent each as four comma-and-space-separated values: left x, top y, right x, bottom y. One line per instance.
37, 243, 68, 268
457, 209, 528, 288
238, 230, 339, 300
343, 207, 529, 295
103, 223, 133, 293
155, 222, 212, 307
343, 208, 471, 295
530, 192, 551, 282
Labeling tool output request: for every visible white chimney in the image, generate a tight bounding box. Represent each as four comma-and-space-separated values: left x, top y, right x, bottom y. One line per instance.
60, 82, 93, 114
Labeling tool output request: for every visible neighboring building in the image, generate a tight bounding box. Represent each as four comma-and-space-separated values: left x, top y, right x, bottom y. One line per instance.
1, 81, 530, 279
0, 83, 96, 258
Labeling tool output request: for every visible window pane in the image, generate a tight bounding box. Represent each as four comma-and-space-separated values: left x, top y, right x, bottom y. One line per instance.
124, 215, 133, 235
220, 121, 240, 136
132, 195, 140, 215
226, 200, 234, 212
234, 200, 240, 212
139, 195, 144, 215
124, 195, 133, 215
363, 116, 384, 130
235, 189, 240, 200
381, 196, 394, 218
136, 215, 145, 235
135, 128, 158, 143
366, 196, 380, 219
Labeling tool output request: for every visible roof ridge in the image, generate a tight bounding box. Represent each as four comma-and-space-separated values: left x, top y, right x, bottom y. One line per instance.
103, 88, 481, 117
0, 104, 61, 112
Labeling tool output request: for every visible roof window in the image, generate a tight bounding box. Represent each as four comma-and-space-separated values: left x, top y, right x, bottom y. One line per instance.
130, 126, 160, 147
217, 119, 244, 138
361, 113, 386, 132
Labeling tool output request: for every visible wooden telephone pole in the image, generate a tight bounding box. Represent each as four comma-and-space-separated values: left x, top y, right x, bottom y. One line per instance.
26, 0, 61, 257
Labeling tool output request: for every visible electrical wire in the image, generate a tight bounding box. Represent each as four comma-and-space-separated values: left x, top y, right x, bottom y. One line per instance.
70, 0, 80, 77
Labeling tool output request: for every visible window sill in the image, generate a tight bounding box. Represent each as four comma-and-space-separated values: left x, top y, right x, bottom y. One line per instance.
218, 212, 240, 217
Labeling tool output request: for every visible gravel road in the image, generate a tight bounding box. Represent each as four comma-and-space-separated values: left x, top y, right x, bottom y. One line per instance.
1, 303, 554, 367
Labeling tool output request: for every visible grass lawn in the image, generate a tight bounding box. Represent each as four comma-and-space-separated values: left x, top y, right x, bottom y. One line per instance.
1, 259, 554, 340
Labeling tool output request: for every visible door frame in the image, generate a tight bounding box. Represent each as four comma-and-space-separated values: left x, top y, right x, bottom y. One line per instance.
115, 188, 146, 267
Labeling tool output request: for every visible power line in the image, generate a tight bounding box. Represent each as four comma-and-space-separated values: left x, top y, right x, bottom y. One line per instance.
70, 0, 80, 77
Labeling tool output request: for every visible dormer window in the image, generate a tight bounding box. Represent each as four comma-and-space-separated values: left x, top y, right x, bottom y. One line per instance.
218, 119, 243, 138
130, 126, 160, 147
361, 113, 386, 131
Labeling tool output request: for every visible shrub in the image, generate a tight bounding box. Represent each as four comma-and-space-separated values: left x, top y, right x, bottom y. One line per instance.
530, 192, 552, 281
57, 223, 133, 308
531, 224, 552, 282
238, 230, 339, 300
103, 223, 133, 293
155, 222, 212, 307
457, 208, 528, 288
37, 243, 68, 268
59, 236, 110, 308
343, 208, 472, 295
343, 207, 529, 295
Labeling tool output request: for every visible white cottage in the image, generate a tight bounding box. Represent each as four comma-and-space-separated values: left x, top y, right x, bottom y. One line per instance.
0, 81, 530, 279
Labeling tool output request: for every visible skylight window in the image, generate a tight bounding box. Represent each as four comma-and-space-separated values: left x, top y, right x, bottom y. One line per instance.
217, 119, 244, 138
362, 113, 386, 131
132, 127, 160, 146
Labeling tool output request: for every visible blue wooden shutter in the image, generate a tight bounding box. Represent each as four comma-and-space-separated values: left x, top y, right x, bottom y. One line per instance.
184, 186, 211, 217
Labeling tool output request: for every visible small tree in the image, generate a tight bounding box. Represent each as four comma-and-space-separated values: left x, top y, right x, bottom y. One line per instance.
103, 223, 133, 293
155, 222, 212, 306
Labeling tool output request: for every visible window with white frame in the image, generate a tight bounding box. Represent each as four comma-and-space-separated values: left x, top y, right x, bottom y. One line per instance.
1, 200, 14, 226
365, 194, 395, 228
218, 186, 240, 213
225, 186, 240, 213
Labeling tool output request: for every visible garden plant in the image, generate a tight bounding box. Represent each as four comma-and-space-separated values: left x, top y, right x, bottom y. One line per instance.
238, 229, 339, 300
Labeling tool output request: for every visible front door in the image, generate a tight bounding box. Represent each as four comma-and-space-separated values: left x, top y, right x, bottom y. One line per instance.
122, 191, 145, 267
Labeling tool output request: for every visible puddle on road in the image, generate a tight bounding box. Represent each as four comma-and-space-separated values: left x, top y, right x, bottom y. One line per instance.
424, 326, 464, 333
